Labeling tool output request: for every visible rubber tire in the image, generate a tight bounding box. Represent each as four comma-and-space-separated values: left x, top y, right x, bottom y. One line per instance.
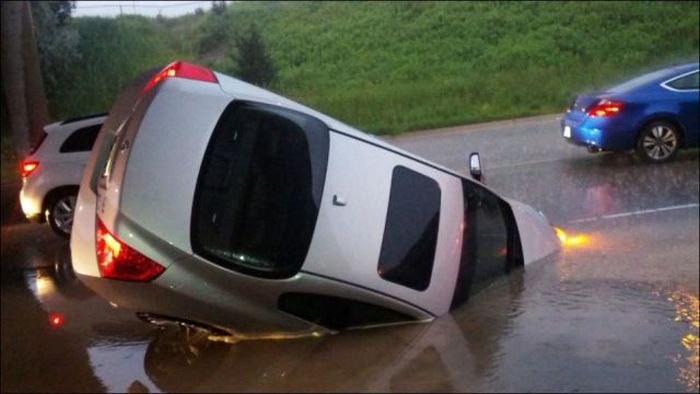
635, 121, 681, 163
45, 191, 77, 239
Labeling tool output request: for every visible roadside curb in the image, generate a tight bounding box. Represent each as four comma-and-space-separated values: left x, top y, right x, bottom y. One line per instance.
388, 113, 562, 141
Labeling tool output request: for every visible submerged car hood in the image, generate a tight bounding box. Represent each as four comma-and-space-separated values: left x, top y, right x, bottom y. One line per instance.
504, 198, 560, 265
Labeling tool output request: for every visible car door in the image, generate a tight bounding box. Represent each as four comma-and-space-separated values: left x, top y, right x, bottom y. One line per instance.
666, 70, 699, 146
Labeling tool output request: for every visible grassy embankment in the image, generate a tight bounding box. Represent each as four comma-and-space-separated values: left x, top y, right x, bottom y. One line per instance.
3, 1, 699, 182
51, 1, 699, 133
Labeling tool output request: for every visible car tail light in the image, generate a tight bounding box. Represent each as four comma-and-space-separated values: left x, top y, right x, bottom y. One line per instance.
96, 218, 165, 281
142, 60, 218, 94
21, 160, 39, 177
587, 99, 624, 117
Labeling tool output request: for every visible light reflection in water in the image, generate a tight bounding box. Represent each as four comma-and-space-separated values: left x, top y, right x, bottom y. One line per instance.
208, 330, 325, 344
667, 290, 699, 392
554, 227, 592, 248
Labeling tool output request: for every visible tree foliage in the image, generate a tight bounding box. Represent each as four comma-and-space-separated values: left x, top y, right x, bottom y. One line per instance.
233, 24, 276, 87
31, 1, 80, 103
211, 1, 227, 15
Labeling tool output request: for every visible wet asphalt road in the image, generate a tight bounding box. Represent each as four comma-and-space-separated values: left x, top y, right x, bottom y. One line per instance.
1, 114, 698, 392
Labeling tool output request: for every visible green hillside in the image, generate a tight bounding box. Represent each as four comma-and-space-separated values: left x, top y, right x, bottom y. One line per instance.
51, 1, 699, 134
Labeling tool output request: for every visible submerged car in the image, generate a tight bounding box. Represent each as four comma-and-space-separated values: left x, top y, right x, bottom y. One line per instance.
71, 61, 559, 339
562, 62, 699, 162
19, 113, 107, 237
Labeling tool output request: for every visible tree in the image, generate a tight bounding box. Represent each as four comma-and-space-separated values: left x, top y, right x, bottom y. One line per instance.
1, 1, 50, 157
211, 1, 226, 15
233, 24, 277, 87
31, 1, 80, 104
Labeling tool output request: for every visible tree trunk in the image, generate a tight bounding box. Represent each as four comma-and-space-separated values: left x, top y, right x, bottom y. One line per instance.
1, 1, 30, 157
21, 1, 50, 146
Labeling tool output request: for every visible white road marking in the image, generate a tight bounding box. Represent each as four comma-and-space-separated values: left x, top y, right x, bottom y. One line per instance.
567, 203, 699, 224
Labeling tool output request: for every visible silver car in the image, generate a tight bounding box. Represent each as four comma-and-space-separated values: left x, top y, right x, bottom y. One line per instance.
71, 61, 559, 339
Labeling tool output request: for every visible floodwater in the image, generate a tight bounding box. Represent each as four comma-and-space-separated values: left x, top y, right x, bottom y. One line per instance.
2, 117, 698, 392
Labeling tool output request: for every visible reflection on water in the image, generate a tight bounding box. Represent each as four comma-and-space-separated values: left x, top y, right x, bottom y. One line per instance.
667, 290, 699, 392
87, 341, 160, 393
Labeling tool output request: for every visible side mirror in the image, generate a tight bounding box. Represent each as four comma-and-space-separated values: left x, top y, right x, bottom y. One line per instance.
468, 152, 483, 182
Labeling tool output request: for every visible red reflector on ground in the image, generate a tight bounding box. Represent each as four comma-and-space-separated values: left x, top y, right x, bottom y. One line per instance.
95, 218, 165, 281
48, 312, 64, 328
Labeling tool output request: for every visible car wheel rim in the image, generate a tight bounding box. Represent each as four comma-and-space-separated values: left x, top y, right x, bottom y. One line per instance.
642, 125, 676, 160
52, 195, 76, 234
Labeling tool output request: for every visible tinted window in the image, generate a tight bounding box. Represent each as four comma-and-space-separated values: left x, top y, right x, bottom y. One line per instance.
59, 124, 101, 153
192, 101, 329, 279
667, 71, 699, 90
278, 293, 416, 330
451, 181, 522, 308
378, 166, 440, 291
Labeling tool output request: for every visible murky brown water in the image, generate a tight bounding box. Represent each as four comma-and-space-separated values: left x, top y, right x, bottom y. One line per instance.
2, 210, 697, 392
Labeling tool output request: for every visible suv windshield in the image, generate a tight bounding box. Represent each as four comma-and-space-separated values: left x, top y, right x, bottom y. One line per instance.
192, 101, 329, 278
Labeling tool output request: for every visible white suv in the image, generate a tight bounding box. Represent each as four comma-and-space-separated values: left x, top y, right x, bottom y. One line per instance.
20, 113, 107, 237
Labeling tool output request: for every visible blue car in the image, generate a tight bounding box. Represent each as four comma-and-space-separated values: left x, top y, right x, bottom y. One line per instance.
562, 62, 699, 162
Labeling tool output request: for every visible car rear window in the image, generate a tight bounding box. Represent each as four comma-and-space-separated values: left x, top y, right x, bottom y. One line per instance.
377, 166, 441, 291
60, 124, 102, 153
666, 71, 699, 90
191, 101, 329, 279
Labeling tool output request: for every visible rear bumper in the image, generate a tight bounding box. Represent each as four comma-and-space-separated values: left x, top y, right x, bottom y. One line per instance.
561, 113, 637, 151
19, 181, 45, 221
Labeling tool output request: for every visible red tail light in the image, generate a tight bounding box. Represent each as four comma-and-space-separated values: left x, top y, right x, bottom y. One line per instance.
21, 160, 39, 177
142, 60, 218, 93
587, 99, 624, 117
96, 218, 165, 281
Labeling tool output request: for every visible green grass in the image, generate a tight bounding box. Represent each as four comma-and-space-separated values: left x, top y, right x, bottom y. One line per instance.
47, 1, 699, 135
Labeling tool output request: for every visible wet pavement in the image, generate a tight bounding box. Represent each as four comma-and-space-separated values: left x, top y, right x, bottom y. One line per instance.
2, 115, 698, 392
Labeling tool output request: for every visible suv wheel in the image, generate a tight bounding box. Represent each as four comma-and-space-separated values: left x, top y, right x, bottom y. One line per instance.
46, 192, 77, 238
636, 121, 681, 163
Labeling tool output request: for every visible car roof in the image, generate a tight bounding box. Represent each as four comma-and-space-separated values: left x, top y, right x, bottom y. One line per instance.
605, 62, 699, 94
43, 113, 107, 134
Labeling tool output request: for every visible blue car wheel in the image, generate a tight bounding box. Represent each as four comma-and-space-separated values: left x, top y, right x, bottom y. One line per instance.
636, 120, 681, 163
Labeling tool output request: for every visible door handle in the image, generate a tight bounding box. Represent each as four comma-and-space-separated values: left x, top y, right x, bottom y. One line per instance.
332, 195, 347, 206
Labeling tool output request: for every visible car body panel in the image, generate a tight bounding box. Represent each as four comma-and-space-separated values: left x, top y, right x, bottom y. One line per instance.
505, 199, 560, 265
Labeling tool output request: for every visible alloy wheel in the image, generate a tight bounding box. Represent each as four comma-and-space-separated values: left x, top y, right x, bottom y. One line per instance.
641, 125, 677, 161
51, 195, 76, 235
